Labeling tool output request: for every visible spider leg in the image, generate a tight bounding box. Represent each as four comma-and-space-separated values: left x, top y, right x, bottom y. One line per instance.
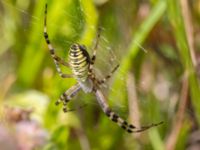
56, 83, 81, 112
94, 89, 163, 133
89, 27, 102, 74
97, 64, 119, 85
44, 4, 73, 78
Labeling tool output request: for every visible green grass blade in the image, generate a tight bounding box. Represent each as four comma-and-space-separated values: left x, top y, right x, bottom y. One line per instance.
110, 0, 167, 104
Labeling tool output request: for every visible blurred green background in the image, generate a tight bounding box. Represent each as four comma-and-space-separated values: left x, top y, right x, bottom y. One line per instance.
0, 0, 200, 149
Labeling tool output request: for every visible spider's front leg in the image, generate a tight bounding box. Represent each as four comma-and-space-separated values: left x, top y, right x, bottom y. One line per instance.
56, 84, 81, 112
94, 89, 163, 133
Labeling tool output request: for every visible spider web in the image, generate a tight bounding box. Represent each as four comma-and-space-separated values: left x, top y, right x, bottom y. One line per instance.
0, 0, 149, 117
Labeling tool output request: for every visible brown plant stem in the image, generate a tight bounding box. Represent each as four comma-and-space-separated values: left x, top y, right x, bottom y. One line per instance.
165, 73, 189, 150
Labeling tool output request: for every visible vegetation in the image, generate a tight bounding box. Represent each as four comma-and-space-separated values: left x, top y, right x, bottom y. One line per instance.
0, 0, 200, 149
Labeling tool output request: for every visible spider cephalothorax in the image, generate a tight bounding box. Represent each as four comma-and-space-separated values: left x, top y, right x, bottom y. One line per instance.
44, 4, 163, 133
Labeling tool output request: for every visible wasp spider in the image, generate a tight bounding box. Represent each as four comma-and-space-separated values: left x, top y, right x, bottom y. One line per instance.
44, 4, 163, 133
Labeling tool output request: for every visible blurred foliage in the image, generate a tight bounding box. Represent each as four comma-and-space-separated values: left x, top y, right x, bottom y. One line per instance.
0, 0, 200, 150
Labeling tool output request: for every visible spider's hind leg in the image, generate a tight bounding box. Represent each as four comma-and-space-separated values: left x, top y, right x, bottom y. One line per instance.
89, 27, 102, 74
97, 64, 119, 85
44, 4, 73, 78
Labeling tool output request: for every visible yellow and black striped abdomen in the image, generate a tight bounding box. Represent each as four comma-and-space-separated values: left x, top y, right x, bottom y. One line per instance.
68, 44, 90, 82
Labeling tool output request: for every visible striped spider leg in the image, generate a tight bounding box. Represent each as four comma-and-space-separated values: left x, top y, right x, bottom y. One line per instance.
95, 89, 163, 133
44, 4, 79, 111
88, 27, 120, 85
44, 4, 73, 79
96, 64, 119, 85
44, 4, 163, 133
55, 83, 82, 112
88, 27, 102, 73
